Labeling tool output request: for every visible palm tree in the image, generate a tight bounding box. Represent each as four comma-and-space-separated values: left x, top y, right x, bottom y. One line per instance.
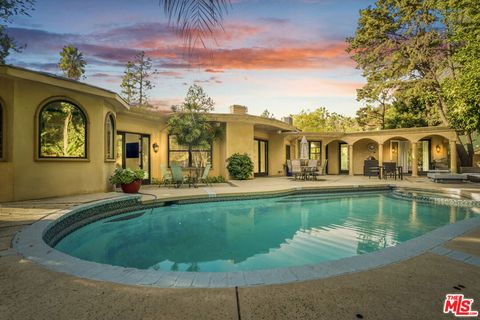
58, 45, 87, 80
160, 0, 231, 48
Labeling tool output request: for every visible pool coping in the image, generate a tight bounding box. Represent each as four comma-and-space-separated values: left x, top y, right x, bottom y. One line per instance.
12, 186, 480, 288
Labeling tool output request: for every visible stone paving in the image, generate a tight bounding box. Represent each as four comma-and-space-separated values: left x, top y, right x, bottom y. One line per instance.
1, 176, 480, 319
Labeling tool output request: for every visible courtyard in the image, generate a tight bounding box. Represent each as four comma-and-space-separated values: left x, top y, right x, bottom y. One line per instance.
1, 176, 479, 319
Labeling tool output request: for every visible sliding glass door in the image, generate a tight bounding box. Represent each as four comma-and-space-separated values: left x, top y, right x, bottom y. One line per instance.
116, 132, 151, 183
339, 143, 349, 174
253, 139, 268, 177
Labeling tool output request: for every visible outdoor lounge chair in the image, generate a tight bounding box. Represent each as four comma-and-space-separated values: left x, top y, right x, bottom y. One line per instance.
170, 164, 186, 188
160, 164, 172, 187
427, 172, 468, 183
199, 164, 212, 186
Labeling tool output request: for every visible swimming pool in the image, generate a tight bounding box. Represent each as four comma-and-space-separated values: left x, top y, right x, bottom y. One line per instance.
54, 191, 476, 273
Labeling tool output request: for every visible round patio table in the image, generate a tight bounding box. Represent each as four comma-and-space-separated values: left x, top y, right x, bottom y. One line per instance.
183, 167, 204, 188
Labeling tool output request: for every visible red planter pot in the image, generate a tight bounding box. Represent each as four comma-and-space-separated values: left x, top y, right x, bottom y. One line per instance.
120, 180, 142, 194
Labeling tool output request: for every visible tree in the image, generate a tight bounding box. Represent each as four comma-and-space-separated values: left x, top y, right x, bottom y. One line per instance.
0, 0, 34, 63
347, 0, 479, 165
260, 109, 274, 119
356, 105, 387, 131
58, 45, 87, 80
120, 61, 137, 104
120, 51, 155, 106
293, 107, 361, 133
159, 0, 231, 48
167, 84, 222, 165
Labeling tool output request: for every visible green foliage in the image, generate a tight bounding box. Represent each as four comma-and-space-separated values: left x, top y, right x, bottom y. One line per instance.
58, 45, 87, 80
260, 109, 274, 119
226, 153, 254, 180
347, 0, 480, 164
204, 175, 226, 183
293, 107, 361, 132
167, 84, 222, 155
110, 168, 146, 185
159, 0, 230, 49
120, 51, 155, 106
40, 101, 86, 158
0, 0, 34, 64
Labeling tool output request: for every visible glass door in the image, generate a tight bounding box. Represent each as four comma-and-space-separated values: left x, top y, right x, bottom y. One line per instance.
339, 143, 349, 174
417, 139, 431, 173
116, 132, 151, 183
254, 139, 268, 177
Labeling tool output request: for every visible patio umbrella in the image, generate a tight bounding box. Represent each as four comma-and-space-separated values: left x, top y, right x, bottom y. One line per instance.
300, 136, 309, 160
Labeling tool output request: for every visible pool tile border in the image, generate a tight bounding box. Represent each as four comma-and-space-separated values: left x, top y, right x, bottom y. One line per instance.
12, 188, 480, 289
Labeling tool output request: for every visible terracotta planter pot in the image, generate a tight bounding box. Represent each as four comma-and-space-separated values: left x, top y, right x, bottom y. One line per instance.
120, 179, 142, 193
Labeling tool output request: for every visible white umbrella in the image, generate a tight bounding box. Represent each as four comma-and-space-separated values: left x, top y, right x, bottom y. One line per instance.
300, 136, 309, 160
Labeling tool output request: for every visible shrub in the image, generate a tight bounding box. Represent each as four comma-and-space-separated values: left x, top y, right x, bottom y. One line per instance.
110, 168, 146, 185
226, 153, 254, 180
204, 175, 226, 184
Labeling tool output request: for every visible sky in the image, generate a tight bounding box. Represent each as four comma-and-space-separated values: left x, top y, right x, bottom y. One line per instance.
6, 0, 374, 117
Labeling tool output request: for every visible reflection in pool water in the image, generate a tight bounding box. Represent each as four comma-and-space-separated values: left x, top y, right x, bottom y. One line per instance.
55, 192, 475, 272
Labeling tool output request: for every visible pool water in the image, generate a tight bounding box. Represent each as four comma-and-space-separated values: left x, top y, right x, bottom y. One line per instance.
55, 192, 476, 272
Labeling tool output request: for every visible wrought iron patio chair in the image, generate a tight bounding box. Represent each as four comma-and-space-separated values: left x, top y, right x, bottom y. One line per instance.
170, 164, 186, 188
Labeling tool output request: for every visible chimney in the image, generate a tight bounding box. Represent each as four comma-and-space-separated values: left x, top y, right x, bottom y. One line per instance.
282, 116, 293, 125
229, 105, 248, 115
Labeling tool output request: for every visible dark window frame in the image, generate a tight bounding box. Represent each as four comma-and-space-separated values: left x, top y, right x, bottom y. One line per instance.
167, 134, 213, 168
104, 112, 116, 161
254, 138, 269, 177
37, 100, 88, 160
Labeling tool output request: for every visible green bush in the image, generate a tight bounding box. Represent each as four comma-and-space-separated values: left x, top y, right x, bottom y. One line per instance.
110, 168, 146, 185
204, 175, 226, 184
226, 153, 254, 180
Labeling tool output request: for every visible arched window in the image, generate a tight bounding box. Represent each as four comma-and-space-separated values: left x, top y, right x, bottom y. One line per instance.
0, 102, 3, 159
38, 100, 87, 159
105, 113, 115, 160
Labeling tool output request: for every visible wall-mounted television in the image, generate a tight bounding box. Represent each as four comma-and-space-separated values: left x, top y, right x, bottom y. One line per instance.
126, 142, 139, 158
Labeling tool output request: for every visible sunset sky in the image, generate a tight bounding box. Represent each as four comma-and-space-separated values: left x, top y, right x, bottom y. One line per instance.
6, 0, 374, 117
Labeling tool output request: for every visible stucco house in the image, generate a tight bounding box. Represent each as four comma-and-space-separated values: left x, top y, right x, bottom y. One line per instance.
0, 65, 459, 202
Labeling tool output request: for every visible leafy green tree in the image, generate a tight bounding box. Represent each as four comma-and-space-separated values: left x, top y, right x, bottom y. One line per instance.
293, 107, 361, 133
0, 0, 34, 63
159, 0, 231, 48
260, 109, 274, 119
167, 84, 222, 165
120, 61, 137, 104
120, 51, 155, 106
347, 0, 479, 165
356, 105, 387, 131
58, 45, 87, 80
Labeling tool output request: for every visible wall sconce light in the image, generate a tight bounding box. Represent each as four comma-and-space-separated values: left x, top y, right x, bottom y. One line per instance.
436, 145, 441, 154
153, 143, 159, 153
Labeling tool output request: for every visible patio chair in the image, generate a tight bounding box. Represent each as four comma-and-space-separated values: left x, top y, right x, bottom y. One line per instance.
383, 162, 397, 180
306, 159, 319, 180
170, 164, 186, 188
364, 160, 380, 179
319, 159, 328, 175
160, 164, 172, 187
291, 160, 303, 180
199, 164, 212, 186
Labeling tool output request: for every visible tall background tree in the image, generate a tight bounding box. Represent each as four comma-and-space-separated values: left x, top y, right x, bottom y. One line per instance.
347, 0, 480, 165
167, 84, 222, 165
58, 45, 86, 80
260, 109, 274, 119
0, 0, 34, 64
120, 51, 155, 106
293, 107, 361, 133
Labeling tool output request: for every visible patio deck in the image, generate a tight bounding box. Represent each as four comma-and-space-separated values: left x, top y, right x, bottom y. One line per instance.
1, 176, 479, 319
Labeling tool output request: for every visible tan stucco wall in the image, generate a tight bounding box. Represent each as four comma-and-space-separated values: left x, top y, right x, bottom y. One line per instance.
326, 141, 340, 174
225, 122, 254, 179
352, 139, 378, 175
0, 77, 14, 201
2, 78, 116, 201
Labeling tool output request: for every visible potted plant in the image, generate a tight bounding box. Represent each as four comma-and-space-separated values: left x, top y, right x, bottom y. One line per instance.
110, 168, 146, 193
